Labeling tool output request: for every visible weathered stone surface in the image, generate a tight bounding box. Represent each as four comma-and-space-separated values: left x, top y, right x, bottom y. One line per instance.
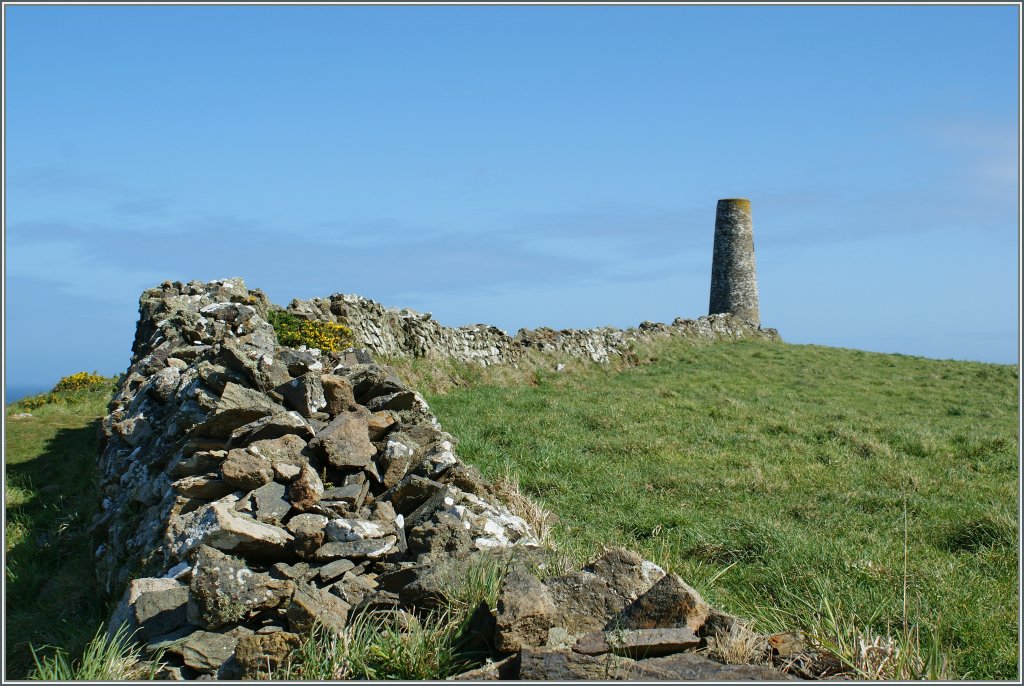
172, 474, 235, 500
324, 517, 392, 543
320, 374, 357, 415
614, 573, 711, 633
286, 584, 350, 634
275, 372, 326, 417
544, 571, 624, 635
367, 410, 399, 440
171, 451, 227, 479
188, 546, 294, 629
197, 383, 280, 438
309, 411, 377, 468
220, 450, 274, 491
516, 647, 636, 680
449, 654, 520, 681
108, 577, 190, 641
223, 631, 302, 679
384, 474, 447, 515
228, 411, 315, 447
250, 481, 291, 523
285, 512, 328, 559
180, 630, 240, 675
587, 547, 665, 603
378, 437, 416, 488
365, 390, 417, 412
169, 500, 294, 559
572, 627, 700, 658
284, 467, 320, 515
318, 558, 356, 582
495, 569, 558, 652
635, 652, 799, 680
315, 536, 397, 560
408, 512, 473, 557
246, 434, 308, 466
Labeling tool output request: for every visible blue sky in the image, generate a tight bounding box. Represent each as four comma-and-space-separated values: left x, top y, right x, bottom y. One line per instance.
4, 4, 1020, 393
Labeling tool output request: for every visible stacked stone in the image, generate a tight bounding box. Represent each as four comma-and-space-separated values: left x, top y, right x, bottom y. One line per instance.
91, 277, 799, 681
93, 278, 538, 679
283, 293, 780, 367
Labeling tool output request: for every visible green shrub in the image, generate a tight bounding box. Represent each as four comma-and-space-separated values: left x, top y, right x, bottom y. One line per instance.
266, 309, 355, 352
52, 371, 110, 393
29, 624, 162, 681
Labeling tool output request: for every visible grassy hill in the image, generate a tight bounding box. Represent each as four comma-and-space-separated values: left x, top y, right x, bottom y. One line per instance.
4, 339, 1018, 679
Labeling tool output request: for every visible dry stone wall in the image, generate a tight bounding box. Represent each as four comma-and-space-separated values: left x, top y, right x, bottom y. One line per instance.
286, 292, 780, 366
91, 277, 800, 681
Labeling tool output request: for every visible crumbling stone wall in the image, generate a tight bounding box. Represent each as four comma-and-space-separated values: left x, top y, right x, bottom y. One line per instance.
287, 292, 779, 366
91, 277, 797, 681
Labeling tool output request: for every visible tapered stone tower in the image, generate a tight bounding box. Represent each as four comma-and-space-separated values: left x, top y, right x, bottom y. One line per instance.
709, 198, 760, 326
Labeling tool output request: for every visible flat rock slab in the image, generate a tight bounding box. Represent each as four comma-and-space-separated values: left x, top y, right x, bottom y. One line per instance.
572, 627, 700, 659
180, 630, 240, 675
635, 652, 800, 681
517, 647, 637, 680
315, 536, 397, 560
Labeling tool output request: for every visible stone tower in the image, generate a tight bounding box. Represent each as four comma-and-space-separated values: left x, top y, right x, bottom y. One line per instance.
708, 198, 760, 326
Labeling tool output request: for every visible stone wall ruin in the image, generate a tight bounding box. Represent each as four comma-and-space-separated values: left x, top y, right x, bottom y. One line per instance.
92, 278, 799, 680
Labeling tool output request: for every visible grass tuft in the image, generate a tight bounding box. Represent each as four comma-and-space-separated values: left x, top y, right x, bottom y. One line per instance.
28, 624, 162, 681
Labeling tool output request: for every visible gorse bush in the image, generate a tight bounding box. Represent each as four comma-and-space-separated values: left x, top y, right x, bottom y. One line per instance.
52, 371, 110, 393
266, 309, 354, 352
13, 372, 117, 411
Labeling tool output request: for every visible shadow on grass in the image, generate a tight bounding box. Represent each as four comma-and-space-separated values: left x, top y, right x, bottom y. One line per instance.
5, 420, 109, 679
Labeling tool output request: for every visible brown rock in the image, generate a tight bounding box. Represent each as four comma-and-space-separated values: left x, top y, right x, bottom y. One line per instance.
288, 462, 324, 512
221, 449, 274, 491
286, 513, 328, 559
229, 631, 302, 679
614, 573, 710, 634
180, 631, 240, 675
286, 584, 350, 634
367, 410, 399, 440
495, 569, 558, 652
321, 374, 357, 415
309, 411, 377, 469
172, 473, 235, 500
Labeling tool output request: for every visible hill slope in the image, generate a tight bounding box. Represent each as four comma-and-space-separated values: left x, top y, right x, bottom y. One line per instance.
421, 339, 1019, 679
4, 339, 1018, 679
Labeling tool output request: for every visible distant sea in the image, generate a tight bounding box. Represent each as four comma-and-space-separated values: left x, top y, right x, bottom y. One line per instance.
5, 384, 49, 404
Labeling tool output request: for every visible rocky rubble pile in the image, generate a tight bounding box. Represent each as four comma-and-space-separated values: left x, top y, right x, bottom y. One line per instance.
288, 293, 780, 366
92, 277, 799, 680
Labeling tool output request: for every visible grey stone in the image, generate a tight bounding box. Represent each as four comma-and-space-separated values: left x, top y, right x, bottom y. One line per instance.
709, 198, 760, 326
408, 512, 472, 557
365, 390, 417, 412
516, 647, 636, 680
635, 652, 799, 680
384, 474, 448, 516
274, 372, 327, 417
245, 433, 308, 466
187, 546, 295, 629
168, 500, 294, 559
318, 558, 356, 582
251, 481, 291, 523
180, 630, 240, 675
108, 577, 190, 642
228, 411, 315, 447
378, 437, 416, 488
170, 450, 227, 479
314, 536, 397, 560
572, 627, 700, 658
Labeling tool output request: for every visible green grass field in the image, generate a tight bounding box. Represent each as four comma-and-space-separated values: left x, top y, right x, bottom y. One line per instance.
4, 385, 116, 680
4, 340, 1018, 679
423, 339, 1019, 680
